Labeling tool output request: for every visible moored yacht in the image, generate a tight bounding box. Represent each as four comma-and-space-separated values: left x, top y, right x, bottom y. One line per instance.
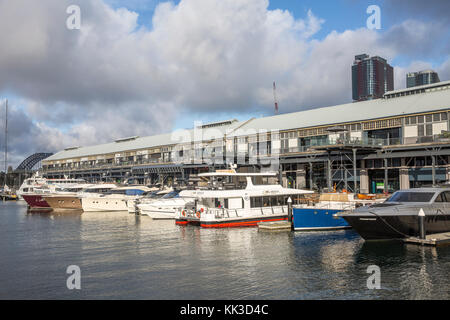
43, 183, 117, 211
292, 192, 385, 231
21, 178, 88, 210
175, 170, 314, 228
137, 190, 194, 219
17, 176, 86, 200
126, 187, 168, 213
335, 188, 450, 240
81, 186, 152, 212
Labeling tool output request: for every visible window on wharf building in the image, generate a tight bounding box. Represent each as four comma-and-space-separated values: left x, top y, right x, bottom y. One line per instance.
417, 115, 424, 124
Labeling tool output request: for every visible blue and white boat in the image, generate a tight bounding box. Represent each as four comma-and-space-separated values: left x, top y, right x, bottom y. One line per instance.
292, 193, 383, 231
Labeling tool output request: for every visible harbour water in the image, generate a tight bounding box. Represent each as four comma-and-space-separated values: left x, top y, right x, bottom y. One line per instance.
1, 201, 449, 300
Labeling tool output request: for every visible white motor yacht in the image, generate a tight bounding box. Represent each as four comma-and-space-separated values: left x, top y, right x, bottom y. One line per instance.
126, 187, 172, 213
137, 190, 194, 219
42, 183, 117, 211
82, 186, 153, 212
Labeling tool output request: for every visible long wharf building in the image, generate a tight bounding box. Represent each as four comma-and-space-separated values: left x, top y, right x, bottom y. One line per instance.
43, 80, 450, 193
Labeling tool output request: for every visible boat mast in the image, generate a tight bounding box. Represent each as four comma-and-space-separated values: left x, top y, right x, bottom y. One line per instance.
4, 99, 7, 187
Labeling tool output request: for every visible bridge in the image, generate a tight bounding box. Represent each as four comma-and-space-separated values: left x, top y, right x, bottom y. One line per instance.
15, 153, 53, 172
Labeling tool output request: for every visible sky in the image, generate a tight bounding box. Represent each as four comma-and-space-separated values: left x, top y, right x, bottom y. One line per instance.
0, 0, 449, 169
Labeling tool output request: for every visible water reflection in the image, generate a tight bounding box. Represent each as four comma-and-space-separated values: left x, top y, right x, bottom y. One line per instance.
26, 209, 83, 218
1, 202, 450, 299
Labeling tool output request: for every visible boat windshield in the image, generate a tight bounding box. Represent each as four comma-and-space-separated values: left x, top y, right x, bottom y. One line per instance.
161, 190, 180, 199
386, 191, 435, 203
142, 191, 163, 199
108, 189, 147, 195
83, 188, 114, 193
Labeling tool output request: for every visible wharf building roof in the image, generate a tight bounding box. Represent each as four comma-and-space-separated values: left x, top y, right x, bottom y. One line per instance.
43, 80, 450, 164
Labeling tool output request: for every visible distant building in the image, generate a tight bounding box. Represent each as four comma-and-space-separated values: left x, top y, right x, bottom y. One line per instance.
406, 70, 440, 88
352, 54, 394, 101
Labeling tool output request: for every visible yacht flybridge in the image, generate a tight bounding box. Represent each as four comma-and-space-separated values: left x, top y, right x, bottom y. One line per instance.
175, 170, 314, 228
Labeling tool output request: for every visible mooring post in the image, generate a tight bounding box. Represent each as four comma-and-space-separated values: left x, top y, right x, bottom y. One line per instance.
418, 208, 426, 240
287, 197, 293, 223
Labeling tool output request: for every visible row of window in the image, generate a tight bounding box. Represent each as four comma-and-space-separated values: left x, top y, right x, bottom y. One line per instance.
363, 118, 402, 130
405, 112, 448, 125
365, 156, 447, 168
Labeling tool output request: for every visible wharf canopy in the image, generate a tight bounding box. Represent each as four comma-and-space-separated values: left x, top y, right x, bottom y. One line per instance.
43, 81, 450, 193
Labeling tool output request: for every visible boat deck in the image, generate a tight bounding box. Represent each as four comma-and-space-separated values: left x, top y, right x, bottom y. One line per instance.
257, 221, 292, 232
403, 232, 450, 247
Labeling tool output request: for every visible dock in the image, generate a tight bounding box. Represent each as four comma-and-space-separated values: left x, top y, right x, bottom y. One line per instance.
257, 221, 292, 232
1, 194, 18, 201
403, 232, 450, 247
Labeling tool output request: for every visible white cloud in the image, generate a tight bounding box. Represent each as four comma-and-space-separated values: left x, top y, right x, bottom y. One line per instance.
0, 0, 448, 167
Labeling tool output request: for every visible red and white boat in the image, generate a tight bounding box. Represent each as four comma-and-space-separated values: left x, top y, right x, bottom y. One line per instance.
19, 176, 87, 211
175, 169, 314, 228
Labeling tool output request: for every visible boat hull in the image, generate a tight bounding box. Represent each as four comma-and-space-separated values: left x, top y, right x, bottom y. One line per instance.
201, 215, 287, 228
81, 197, 130, 212
340, 214, 450, 240
44, 196, 82, 211
292, 207, 350, 231
22, 194, 51, 210
141, 209, 176, 219
176, 214, 288, 228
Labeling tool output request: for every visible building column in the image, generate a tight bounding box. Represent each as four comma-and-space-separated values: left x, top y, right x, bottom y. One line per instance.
327, 152, 332, 191
360, 169, 369, 194
399, 168, 410, 190
399, 158, 410, 190
384, 158, 388, 193
296, 164, 306, 189
281, 171, 287, 188
446, 164, 450, 182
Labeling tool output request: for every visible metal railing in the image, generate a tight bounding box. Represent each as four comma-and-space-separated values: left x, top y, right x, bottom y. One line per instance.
178, 206, 288, 220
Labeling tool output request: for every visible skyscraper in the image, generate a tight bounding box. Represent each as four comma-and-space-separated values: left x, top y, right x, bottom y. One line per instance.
352, 54, 394, 101
406, 70, 440, 88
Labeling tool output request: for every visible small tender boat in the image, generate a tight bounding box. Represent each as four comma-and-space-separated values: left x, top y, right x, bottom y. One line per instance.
335, 188, 450, 240
175, 170, 314, 228
1, 185, 18, 201
292, 193, 384, 231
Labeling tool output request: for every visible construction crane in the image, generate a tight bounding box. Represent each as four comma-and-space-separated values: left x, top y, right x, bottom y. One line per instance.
273, 81, 279, 114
